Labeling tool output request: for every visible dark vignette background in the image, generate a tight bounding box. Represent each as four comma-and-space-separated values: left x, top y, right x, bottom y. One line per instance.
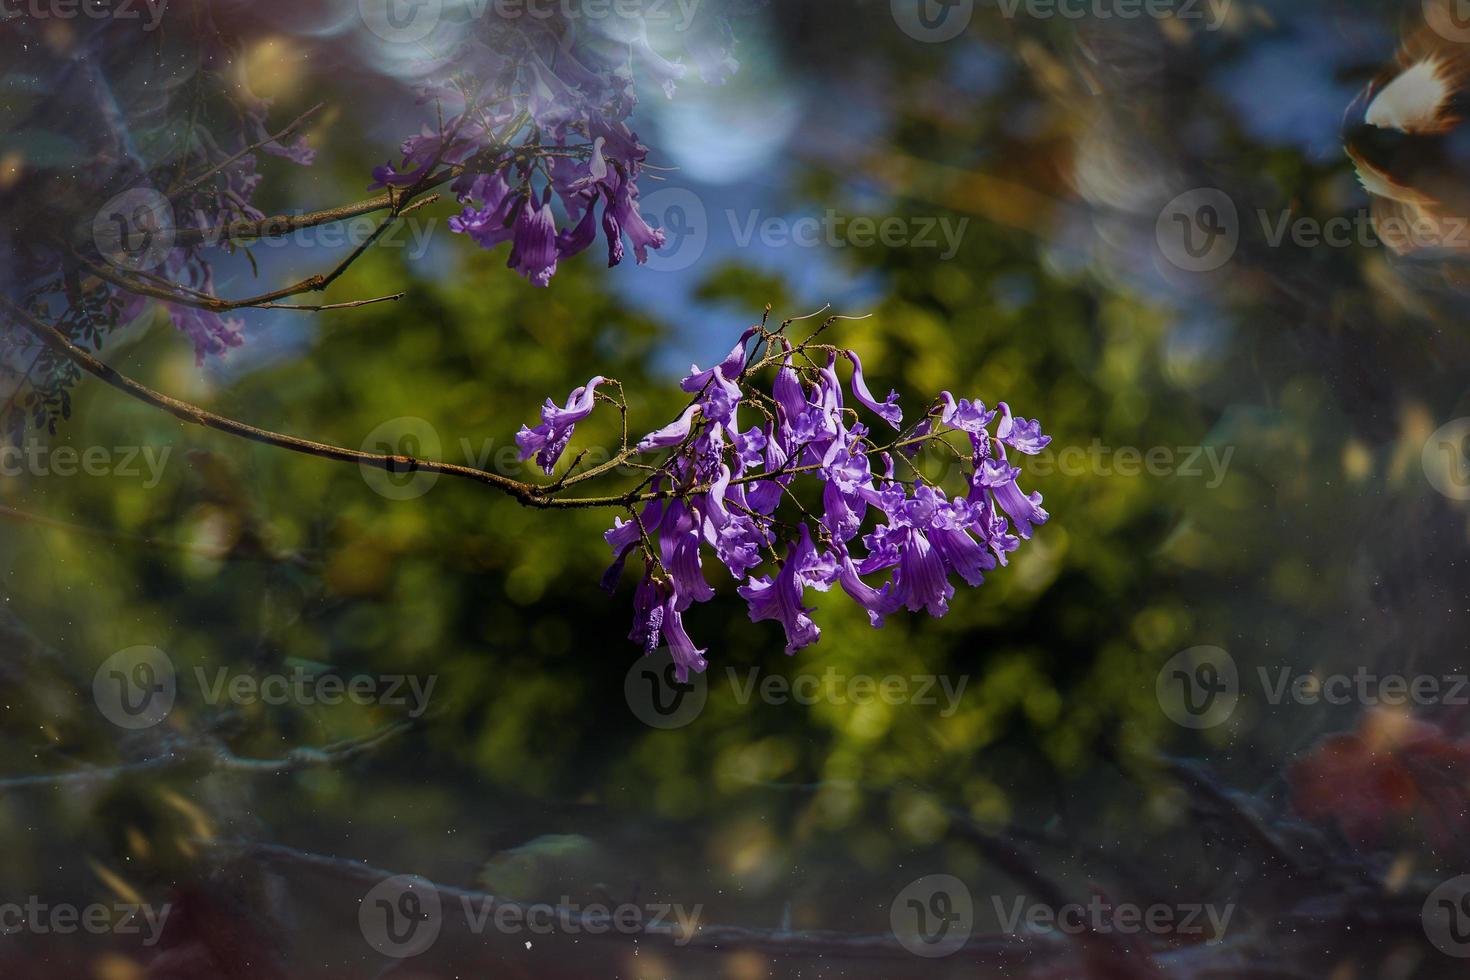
2, 0, 1469, 977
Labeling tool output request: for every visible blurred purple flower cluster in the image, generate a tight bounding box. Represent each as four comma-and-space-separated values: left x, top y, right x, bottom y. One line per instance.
372, 4, 742, 285
2, 0, 742, 403
515, 322, 1051, 679
0, 9, 317, 366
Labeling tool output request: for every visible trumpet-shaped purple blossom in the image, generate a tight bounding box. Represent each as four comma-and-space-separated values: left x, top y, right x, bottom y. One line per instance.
516, 324, 1053, 676
516, 376, 608, 474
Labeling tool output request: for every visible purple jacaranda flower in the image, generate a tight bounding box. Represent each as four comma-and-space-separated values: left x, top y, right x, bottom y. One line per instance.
144, 254, 245, 365
703, 470, 768, 578
996, 402, 1051, 455
938, 392, 997, 433
589, 117, 651, 173
928, 506, 997, 587
556, 194, 602, 259
739, 524, 827, 654
710, 512, 767, 579
685, 11, 740, 85
532, 320, 1051, 669
822, 480, 865, 543
772, 354, 807, 426
837, 552, 897, 628
637, 404, 702, 453
819, 431, 872, 542
660, 500, 715, 610
974, 444, 1048, 540
601, 169, 666, 266
449, 170, 520, 250
887, 526, 953, 617
790, 404, 840, 451
680, 326, 758, 427
629, 575, 666, 653
661, 599, 708, 682
526, 50, 585, 130
170, 305, 244, 366
745, 424, 787, 515
603, 496, 665, 591
517, 376, 608, 474
704, 464, 735, 529
845, 350, 902, 428
731, 425, 767, 474
371, 162, 422, 189
507, 194, 560, 287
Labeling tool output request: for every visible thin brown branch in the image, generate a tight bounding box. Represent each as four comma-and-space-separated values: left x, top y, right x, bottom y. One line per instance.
168, 102, 327, 200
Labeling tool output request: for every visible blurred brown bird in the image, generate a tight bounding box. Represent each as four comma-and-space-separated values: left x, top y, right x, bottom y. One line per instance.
1344, 3, 1470, 255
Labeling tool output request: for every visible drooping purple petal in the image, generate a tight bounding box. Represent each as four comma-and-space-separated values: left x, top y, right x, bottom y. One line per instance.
845, 350, 902, 429
637, 404, 702, 453
506, 195, 560, 288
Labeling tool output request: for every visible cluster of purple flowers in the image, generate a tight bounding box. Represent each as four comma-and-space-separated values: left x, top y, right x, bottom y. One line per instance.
515, 325, 1051, 680
372, 5, 741, 286
3, 1, 740, 385
0, 8, 317, 365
